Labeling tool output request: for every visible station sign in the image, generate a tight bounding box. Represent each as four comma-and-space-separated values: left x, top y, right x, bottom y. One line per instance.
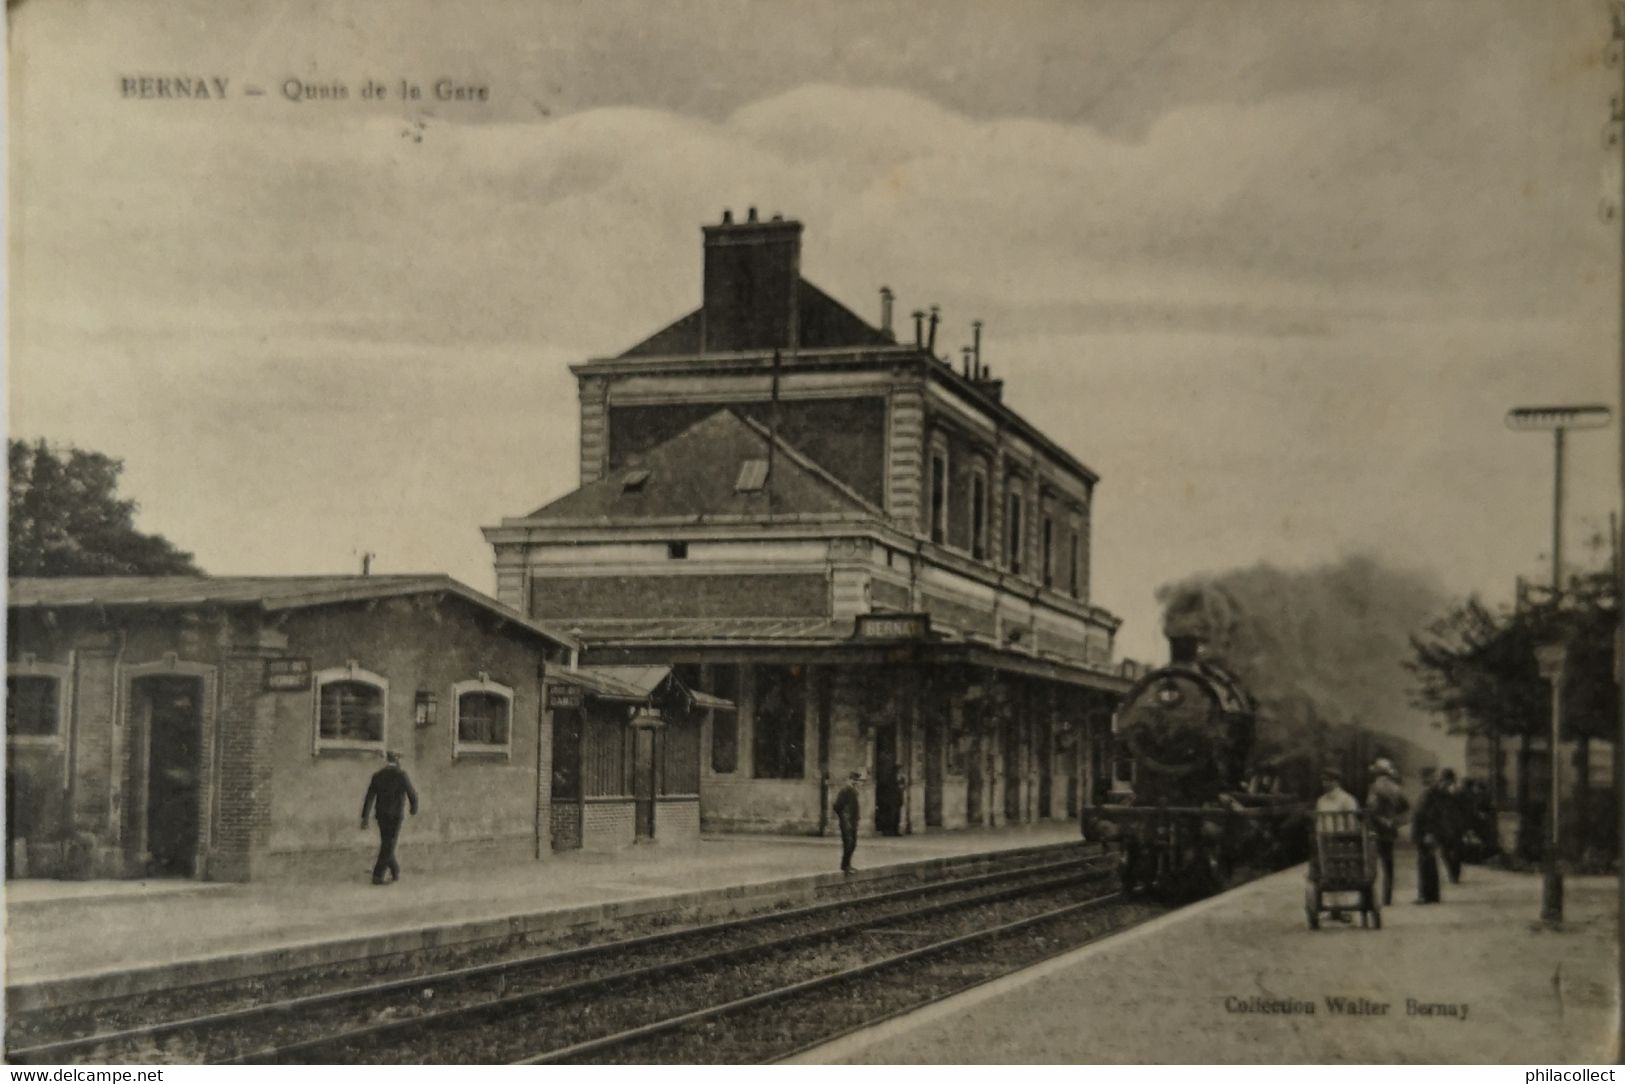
547, 683, 584, 710
853, 613, 931, 641
264, 657, 312, 692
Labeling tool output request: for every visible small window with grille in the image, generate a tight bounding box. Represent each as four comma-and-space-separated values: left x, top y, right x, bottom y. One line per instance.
314, 665, 388, 752
453, 676, 514, 757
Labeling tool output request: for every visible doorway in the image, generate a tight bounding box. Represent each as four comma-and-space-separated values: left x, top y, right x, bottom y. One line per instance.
1003, 716, 1022, 823
924, 710, 943, 828
1038, 719, 1053, 819
633, 726, 656, 841
133, 676, 203, 877
874, 724, 902, 835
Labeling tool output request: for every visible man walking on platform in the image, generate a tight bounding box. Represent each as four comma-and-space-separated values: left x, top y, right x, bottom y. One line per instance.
1437, 768, 1465, 884
1412, 769, 1452, 904
1366, 758, 1409, 906
361, 751, 419, 885
834, 770, 862, 874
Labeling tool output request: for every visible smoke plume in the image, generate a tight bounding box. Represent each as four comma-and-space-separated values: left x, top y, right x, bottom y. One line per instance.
1156, 554, 1454, 777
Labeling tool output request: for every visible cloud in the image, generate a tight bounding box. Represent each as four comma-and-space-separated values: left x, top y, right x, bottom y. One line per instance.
10, 53, 1618, 661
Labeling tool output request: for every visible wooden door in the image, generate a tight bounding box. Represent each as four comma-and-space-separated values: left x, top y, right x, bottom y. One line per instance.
634, 727, 656, 840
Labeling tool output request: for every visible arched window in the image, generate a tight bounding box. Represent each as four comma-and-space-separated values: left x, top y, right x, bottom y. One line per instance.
314, 664, 388, 752
453, 675, 514, 757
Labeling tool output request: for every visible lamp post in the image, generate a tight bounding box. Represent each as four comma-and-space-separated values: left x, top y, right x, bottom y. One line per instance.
1506, 403, 1612, 925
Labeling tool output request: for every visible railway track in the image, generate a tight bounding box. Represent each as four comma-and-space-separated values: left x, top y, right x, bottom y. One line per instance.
535, 888, 1151, 1064
9, 844, 1119, 1065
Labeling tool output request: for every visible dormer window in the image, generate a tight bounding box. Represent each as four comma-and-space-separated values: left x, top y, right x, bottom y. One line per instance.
735, 458, 769, 492
621, 469, 651, 493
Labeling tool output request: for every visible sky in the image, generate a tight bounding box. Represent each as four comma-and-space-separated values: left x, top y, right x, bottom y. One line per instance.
8, 0, 1622, 665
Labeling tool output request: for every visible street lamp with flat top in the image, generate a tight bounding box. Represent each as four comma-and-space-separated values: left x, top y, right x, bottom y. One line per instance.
1506, 403, 1612, 925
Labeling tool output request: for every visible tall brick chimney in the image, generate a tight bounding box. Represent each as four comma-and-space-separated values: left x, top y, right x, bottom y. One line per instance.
701, 209, 802, 352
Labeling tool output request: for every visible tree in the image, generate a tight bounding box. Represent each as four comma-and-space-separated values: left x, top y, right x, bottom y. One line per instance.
1407, 571, 1620, 859
8, 439, 202, 576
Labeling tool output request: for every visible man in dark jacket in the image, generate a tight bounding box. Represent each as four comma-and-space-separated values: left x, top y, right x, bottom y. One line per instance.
1412, 769, 1452, 904
833, 770, 862, 874
1365, 758, 1410, 906
1436, 768, 1465, 884
361, 752, 419, 885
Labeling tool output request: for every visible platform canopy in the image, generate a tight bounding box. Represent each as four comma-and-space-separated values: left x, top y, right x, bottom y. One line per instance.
550, 664, 735, 713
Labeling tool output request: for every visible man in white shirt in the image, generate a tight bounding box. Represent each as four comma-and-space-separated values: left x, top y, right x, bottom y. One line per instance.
1316, 768, 1360, 814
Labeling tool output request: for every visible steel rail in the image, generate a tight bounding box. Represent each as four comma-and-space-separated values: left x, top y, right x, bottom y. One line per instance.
9, 844, 1105, 1065
766, 896, 1170, 1064
519, 888, 1124, 1064
235, 859, 1115, 1065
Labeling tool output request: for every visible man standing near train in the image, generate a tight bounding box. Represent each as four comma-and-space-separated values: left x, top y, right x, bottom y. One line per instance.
1412, 769, 1453, 904
834, 770, 862, 874
1366, 758, 1409, 906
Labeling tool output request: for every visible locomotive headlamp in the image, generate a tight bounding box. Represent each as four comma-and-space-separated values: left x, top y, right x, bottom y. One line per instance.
1155, 681, 1183, 707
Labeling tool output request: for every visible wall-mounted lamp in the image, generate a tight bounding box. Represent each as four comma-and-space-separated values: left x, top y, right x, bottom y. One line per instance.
414, 690, 438, 728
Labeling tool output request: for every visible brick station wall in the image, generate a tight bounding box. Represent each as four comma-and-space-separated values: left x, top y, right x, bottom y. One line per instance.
582, 798, 636, 850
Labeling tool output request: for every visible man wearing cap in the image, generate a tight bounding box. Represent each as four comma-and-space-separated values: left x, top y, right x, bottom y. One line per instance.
361, 751, 419, 885
1365, 758, 1409, 906
833, 770, 863, 874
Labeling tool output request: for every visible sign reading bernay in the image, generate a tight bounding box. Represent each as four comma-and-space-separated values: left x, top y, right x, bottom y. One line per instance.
853, 613, 931, 641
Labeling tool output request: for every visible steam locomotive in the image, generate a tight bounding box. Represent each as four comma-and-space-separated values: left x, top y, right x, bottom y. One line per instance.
1081, 635, 1309, 899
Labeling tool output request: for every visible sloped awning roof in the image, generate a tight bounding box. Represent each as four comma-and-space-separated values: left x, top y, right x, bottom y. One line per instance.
551, 665, 736, 712
6, 574, 577, 650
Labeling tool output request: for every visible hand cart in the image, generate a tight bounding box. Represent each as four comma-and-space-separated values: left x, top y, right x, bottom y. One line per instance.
1305, 809, 1380, 930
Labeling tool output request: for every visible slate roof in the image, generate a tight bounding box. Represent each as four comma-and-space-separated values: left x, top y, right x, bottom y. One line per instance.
7, 575, 577, 649
618, 277, 893, 358
567, 616, 851, 645
551, 664, 735, 710
522, 408, 884, 522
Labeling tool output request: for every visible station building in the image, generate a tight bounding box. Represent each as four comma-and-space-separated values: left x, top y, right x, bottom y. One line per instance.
4, 575, 721, 882
485, 211, 1132, 837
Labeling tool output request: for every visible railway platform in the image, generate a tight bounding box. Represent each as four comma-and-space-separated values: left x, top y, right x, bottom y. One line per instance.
3, 822, 1081, 1010
794, 852, 1619, 1064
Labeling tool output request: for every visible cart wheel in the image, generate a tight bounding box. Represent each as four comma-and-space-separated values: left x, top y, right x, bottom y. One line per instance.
1307, 906, 1320, 930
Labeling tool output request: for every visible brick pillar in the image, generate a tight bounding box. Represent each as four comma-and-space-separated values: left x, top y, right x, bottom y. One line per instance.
211, 650, 279, 881
579, 375, 610, 486
887, 382, 925, 535
70, 650, 119, 839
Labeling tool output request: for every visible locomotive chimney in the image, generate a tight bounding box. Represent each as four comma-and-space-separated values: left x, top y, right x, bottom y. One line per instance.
1168, 635, 1202, 664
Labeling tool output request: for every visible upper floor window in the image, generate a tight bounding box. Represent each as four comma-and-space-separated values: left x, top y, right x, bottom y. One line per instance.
453, 675, 514, 756
1007, 490, 1024, 575
929, 446, 949, 545
1069, 529, 1082, 598
1042, 515, 1055, 589
7, 675, 61, 739
970, 470, 988, 561
315, 664, 388, 752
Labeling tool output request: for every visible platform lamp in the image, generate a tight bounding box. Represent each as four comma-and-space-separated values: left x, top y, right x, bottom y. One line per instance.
1506, 403, 1612, 925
